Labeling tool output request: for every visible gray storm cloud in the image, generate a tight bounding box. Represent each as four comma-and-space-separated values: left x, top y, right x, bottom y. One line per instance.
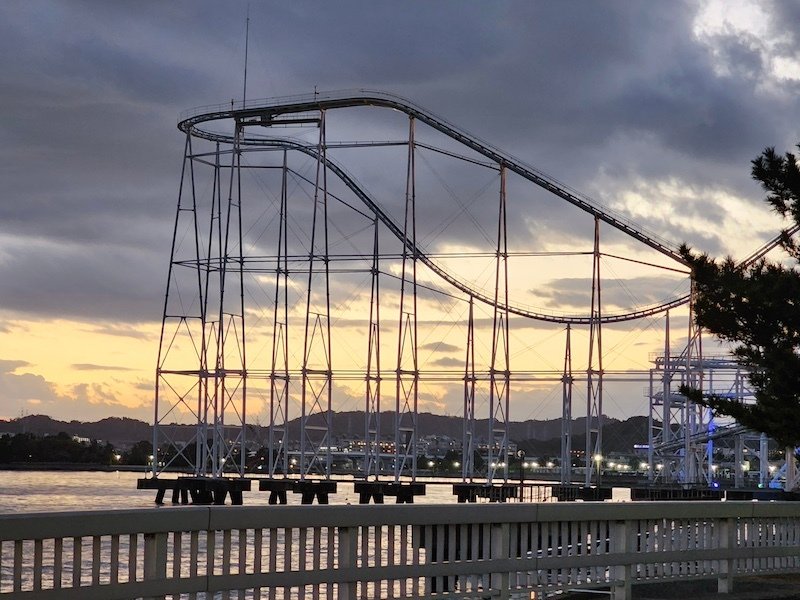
1, 0, 798, 327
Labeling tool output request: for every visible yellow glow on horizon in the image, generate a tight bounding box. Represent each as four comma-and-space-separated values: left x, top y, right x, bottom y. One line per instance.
0, 317, 159, 420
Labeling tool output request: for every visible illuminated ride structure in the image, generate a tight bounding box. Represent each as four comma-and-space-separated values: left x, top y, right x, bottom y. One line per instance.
146, 90, 797, 500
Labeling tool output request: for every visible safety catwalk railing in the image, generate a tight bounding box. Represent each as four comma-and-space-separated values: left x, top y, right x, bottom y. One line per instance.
2, 502, 800, 600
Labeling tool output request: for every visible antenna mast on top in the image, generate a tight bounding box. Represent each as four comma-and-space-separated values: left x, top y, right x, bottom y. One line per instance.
243, 5, 250, 106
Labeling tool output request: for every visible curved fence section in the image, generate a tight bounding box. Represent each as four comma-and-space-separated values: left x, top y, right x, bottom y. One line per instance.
2, 502, 800, 599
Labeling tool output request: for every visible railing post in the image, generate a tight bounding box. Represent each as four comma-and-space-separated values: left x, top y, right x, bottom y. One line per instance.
143, 532, 168, 600
337, 525, 358, 600
718, 517, 735, 594
611, 520, 631, 600
490, 522, 510, 599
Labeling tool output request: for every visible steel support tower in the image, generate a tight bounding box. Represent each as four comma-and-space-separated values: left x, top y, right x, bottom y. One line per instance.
150, 90, 720, 487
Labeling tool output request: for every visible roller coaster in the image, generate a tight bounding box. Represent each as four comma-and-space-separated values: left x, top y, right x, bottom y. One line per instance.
150, 89, 797, 494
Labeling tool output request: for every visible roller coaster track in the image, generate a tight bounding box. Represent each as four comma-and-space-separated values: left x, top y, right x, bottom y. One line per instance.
656, 422, 749, 454
180, 89, 687, 264
178, 90, 697, 325
280, 138, 693, 324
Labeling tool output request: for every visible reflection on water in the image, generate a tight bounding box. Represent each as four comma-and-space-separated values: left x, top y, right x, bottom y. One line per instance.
0, 470, 157, 513
0, 470, 630, 513
0, 471, 631, 597
0, 471, 475, 513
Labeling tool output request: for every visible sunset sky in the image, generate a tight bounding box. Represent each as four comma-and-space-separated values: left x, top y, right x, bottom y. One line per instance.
2, 0, 799, 423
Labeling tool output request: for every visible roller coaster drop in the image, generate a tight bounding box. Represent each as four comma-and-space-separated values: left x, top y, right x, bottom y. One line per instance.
151, 90, 796, 492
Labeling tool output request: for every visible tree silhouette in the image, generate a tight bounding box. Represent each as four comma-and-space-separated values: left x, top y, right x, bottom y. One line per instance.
680, 145, 800, 448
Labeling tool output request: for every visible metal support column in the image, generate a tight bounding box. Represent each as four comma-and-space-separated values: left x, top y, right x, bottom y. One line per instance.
364, 217, 382, 479
647, 366, 655, 483
154, 131, 208, 477
759, 433, 769, 488
647, 309, 687, 484
585, 218, 603, 486
269, 150, 290, 477
212, 120, 247, 477
560, 324, 573, 485
785, 448, 800, 492
462, 296, 476, 481
682, 284, 706, 485
394, 116, 419, 480
487, 166, 510, 483
734, 435, 744, 488
300, 109, 333, 479
200, 138, 222, 476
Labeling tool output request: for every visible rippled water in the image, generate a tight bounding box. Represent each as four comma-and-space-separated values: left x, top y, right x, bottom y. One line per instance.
0, 470, 494, 513
0, 470, 159, 513
0, 470, 507, 597
0, 472, 631, 598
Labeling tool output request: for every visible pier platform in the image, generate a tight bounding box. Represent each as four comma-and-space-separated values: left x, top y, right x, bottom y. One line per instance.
353, 481, 426, 503
452, 482, 519, 502
137, 477, 252, 505
630, 486, 724, 501
724, 488, 800, 501
259, 479, 338, 504
552, 484, 613, 501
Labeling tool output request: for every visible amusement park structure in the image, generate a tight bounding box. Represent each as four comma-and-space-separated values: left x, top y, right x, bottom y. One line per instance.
147, 89, 798, 496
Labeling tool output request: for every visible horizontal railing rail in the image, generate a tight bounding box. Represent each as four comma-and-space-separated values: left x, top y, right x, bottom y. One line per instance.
2, 502, 800, 599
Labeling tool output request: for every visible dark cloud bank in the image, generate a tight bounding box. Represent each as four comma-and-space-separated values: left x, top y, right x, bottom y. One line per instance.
1, 1, 798, 326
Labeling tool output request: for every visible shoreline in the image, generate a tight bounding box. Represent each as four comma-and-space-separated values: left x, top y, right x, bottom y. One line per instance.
0, 463, 154, 473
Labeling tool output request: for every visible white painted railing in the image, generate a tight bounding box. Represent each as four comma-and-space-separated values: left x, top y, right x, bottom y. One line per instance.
2, 502, 800, 599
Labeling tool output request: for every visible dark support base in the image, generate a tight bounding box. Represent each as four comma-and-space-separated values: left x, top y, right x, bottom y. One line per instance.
630, 486, 723, 501
259, 479, 292, 505
293, 480, 337, 504
730, 489, 800, 501
138, 477, 252, 506
170, 487, 191, 504
552, 484, 613, 502
354, 482, 426, 504
258, 479, 338, 504
452, 483, 519, 503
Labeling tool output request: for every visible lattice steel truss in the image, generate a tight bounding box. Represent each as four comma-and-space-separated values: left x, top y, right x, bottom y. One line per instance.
154, 130, 247, 478
150, 90, 729, 485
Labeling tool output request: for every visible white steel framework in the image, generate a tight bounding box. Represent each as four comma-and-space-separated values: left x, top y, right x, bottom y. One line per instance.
149, 90, 790, 491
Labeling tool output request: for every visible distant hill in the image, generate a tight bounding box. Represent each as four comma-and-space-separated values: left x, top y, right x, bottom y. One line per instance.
280, 411, 610, 443
0, 416, 152, 448
0, 412, 652, 453
516, 416, 650, 455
